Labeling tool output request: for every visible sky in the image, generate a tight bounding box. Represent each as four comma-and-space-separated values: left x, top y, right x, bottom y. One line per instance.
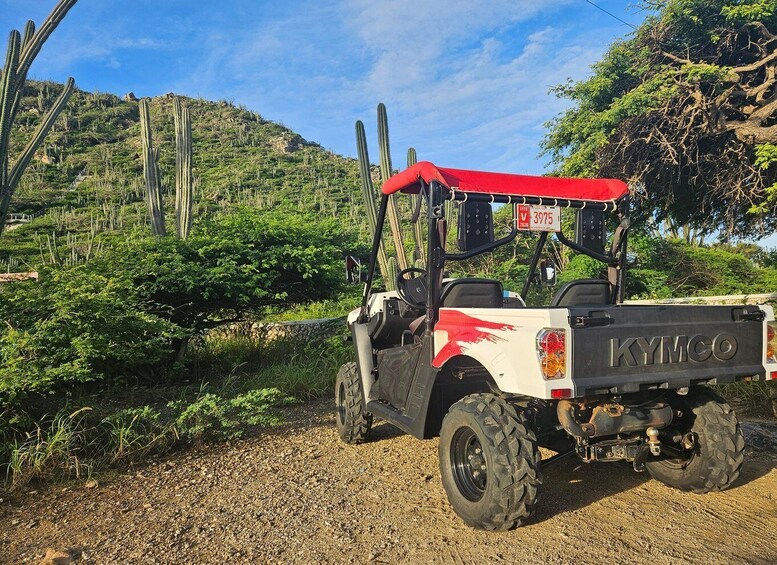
2, 0, 775, 248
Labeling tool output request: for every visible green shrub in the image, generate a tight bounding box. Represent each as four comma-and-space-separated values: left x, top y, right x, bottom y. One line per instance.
0, 267, 181, 404
0, 208, 351, 406
99, 207, 351, 337
168, 388, 292, 444
627, 236, 777, 298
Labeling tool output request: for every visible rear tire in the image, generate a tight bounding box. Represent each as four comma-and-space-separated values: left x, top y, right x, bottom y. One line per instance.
439, 393, 542, 531
335, 362, 372, 444
645, 386, 744, 493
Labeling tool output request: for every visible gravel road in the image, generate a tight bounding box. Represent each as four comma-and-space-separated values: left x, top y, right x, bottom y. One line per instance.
2, 400, 776, 564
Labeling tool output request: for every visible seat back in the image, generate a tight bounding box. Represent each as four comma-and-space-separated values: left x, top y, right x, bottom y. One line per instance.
550, 279, 612, 307
441, 278, 503, 309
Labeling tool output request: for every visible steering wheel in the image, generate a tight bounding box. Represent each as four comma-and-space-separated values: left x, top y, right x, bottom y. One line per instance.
395, 267, 428, 309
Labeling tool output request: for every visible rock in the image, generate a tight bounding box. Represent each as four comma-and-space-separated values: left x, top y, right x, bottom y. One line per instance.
270, 134, 304, 154
33, 153, 57, 165
84, 479, 98, 489
39, 548, 71, 565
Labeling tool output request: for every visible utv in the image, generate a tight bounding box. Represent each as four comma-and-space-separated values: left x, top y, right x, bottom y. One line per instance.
335, 161, 777, 531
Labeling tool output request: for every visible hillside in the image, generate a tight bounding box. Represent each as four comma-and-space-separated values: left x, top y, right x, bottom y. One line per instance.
0, 81, 368, 270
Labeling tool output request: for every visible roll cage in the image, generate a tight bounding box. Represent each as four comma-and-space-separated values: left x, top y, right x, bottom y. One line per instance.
357, 161, 631, 336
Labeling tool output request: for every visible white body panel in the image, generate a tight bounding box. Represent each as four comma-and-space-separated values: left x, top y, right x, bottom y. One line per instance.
762, 305, 777, 379
433, 307, 573, 399
346, 291, 400, 326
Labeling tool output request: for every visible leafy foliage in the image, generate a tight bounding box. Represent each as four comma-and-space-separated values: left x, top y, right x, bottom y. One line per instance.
626, 235, 777, 297
0, 266, 180, 403
0, 208, 349, 405
543, 0, 777, 238
101, 207, 350, 336
169, 388, 292, 444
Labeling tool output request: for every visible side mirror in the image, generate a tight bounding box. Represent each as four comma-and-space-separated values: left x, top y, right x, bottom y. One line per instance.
575, 208, 606, 256
345, 255, 362, 284
539, 259, 557, 286
456, 201, 494, 251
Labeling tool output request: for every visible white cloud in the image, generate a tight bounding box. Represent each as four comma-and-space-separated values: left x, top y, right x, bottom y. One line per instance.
334, 1, 609, 172
17, 0, 624, 175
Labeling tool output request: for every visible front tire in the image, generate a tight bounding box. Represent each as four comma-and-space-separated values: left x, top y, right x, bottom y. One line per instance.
335, 362, 372, 444
438, 393, 542, 531
645, 386, 744, 493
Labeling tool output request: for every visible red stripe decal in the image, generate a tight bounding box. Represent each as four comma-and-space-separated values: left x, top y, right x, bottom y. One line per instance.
432, 310, 517, 367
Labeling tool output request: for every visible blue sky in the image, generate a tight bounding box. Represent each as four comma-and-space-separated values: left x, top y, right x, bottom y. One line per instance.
2, 0, 775, 247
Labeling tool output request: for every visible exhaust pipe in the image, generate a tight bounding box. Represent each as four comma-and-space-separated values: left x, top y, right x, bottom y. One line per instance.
557, 400, 673, 439
557, 400, 593, 438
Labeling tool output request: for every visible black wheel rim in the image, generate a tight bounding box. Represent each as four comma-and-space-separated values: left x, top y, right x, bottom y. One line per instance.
337, 382, 346, 426
450, 426, 487, 502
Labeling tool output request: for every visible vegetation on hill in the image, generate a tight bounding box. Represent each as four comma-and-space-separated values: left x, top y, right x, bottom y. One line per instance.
0, 82, 368, 270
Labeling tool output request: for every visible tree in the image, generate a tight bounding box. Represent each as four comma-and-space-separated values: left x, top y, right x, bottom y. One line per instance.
102, 207, 349, 339
543, 0, 777, 239
0, 208, 351, 401
0, 0, 78, 234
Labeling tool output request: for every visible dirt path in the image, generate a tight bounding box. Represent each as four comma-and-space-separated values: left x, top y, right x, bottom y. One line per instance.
2, 400, 776, 564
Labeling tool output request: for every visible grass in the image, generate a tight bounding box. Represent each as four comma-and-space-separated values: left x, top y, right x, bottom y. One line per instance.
189, 320, 351, 399
717, 380, 776, 417
1, 320, 351, 490
6, 407, 93, 490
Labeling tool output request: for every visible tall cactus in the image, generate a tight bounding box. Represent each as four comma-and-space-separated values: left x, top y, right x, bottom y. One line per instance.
0, 0, 79, 235
387, 256, 397, 293
139, 98, 166, 236
173, 96, 193, 239
377, 103, 409, 271
406, 147, 417, 166
355, 120, 392, 289
407, 147, 425, 262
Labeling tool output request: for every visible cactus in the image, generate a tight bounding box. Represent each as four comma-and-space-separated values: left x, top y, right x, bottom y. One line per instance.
406, 147, 425, 262
139, 98, 166, 236
173, 96, 193, 239
377, 103, 409, 271
387, 256, 397, 292
445, 199, 456, 247
355, 120, 393, 289
0, 0, 78, 234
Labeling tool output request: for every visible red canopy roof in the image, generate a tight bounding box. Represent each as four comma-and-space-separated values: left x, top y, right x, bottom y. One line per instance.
381, 161, 629, 203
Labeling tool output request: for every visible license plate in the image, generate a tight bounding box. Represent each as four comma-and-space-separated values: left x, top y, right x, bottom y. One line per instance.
515, 204, 561, 232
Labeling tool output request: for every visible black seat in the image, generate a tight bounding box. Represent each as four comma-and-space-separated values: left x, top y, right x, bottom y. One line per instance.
550, 279, 612, 307
441, 278, 503, 309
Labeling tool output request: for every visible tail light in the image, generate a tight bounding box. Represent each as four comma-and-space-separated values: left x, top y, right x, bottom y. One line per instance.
767, 322, 777, 364
537, 329, 566, 380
